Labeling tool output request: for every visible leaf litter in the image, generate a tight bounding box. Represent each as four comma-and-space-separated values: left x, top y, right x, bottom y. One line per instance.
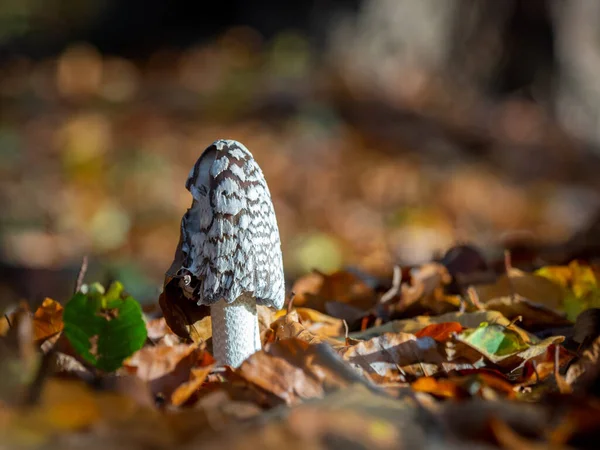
3, 250, 600, 448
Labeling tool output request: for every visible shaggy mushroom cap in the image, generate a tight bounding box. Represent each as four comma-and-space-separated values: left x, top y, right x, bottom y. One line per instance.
176, 139, 285, 310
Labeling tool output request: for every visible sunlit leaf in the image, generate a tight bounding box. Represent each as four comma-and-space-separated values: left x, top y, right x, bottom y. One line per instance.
414, 322, 463, 342
32, 298, 64, 342
63, 281, 147, 372
457, 322, 528, 358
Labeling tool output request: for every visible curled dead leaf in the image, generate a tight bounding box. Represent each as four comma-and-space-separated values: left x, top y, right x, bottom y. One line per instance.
32, 298, 64, 343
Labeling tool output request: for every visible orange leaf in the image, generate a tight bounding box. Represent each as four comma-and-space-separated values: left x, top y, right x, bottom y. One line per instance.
414, 322, 463, 342
171, 365, 214, 406
412, 376, 462, 399
33, 298, 64, 342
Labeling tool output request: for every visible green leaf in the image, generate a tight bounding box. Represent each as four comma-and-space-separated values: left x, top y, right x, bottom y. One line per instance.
63, 281, 147, 372
458, 322, 528, 358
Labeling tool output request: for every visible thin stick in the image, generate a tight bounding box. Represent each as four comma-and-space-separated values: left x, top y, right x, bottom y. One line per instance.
467, 286, 485, 310
342, 319, 350, 346
285, 292, 296, 315
74, 255, 89, 294
504, 249, 513, 272
380, 265, 402, 304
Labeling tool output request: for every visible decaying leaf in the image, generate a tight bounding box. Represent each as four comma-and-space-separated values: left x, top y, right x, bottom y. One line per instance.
350, 310, 516, 340
170, 365, 214, 406
159, 277, 211, 344
124, 341, 213, 402
412, 371, 515, 400
397, 262, 457, 316
414, 322, 463, 342
268, 308, 343, 348
291, 269, 376, 313
565, 335, 600, 395
456, 322, 565, 369
32, 298, 64, 343
237, 338, 360, 405
473, 266, 564, 309
484, 295, 571, 331
339, 332, 445, 382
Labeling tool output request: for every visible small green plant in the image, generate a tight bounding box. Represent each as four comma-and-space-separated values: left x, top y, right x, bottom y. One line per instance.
63, 281, 147, 372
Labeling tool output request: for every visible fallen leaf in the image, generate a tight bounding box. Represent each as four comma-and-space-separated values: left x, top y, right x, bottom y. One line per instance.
269, 309, 343, 348
536, 261, 600, 320
573, 308, 600, 347
474, 267, 564, 310
339, 332, 444, 382
146, 317, 172, 341
63, 282, 147, 372
396, 263, 455, 315
414, 322, 463, 342
411, 376, 463, 399
32, 298, 64, 343
350, 310, 519, 340
171, 365, 214, 406
159, 277, 211, 344
295, 307, 346, 338
125, 342, 212, 402
565, 335, 600, 395
456, 323, 565, 370
484, 295, 571, 331
237, 338, 359, 405
458, 322, 529, 358
291, 270, 376, 313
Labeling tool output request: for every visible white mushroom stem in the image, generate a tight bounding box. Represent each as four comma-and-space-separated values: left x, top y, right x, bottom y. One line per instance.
210, 295, 261, 367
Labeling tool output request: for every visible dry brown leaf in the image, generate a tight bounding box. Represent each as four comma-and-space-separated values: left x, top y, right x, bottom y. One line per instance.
32, 298, 64, 343
269, 308, 344, 348
565, 335, 600, 394
350, 310, 517, 340
291, 270, 376, 313
339, 332, 445, 382
171, 365, 214, 406
414, 322, 463, 342
158, 277, 211, 344
125, 342, 212, 402
519, 344, 574, 385
237, 338, 354, 405
396, 263, 455, 315
485, 295, 570, 331
146, 317, 173, 341
294, 307, 345, 337
474, 267, 564, 309
411, 376, 464, 399
413, 371, 515, 400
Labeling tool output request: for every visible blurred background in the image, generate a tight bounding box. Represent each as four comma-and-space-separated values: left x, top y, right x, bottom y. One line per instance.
2, 0, 600, 307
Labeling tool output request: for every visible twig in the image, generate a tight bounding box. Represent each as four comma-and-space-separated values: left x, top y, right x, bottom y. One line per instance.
507, 315, 523, 328
467, 286, 485, 310
4, 313, 11, 329
342, 319, 350, 346
285, 292, 296, 315
74, 255, 89, 294
504, 249, 513, 272
380, 265, 402, 304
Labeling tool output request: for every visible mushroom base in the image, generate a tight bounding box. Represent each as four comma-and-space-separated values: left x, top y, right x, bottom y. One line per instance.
211, 295, 261, 368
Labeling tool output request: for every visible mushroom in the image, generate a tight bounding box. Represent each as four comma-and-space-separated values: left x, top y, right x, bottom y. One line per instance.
170, 139, 285, 367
